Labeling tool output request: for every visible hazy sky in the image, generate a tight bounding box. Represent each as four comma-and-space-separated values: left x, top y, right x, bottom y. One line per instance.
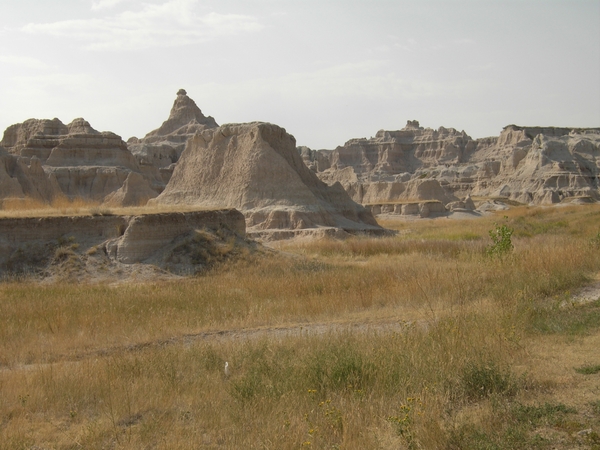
1, 0, 598, 149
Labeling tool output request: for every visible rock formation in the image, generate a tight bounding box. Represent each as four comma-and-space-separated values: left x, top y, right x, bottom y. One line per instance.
0, 118, 155, 205
4, 88, 598, 233
151, 122, 382, 236
0, 209, 246, 278
466, 126, 600, 204
301, 121, 600, 210
127, 89, 218, 190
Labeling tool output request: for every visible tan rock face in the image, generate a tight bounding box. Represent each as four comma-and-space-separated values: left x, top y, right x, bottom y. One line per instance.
0, 118, 153, 205
0, 118, 68, 155
128, 89, 219, 190
327, 121, 476, 177
144, 89, 218, 141
0, 209, 246, 276
104, 172, 158, 207
303, 121, 600, 206
114, 209, 244, 263
0, 147, 25, 199
151, 122, 381, 235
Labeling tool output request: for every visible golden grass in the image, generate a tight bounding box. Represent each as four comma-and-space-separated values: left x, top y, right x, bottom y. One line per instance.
2, 204, 600, 448
0, 196, 215, 218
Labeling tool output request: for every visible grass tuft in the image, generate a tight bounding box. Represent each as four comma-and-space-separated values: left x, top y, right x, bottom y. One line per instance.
574, 364, 600, 375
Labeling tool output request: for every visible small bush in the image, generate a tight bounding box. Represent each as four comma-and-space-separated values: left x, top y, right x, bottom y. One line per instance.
89, 207, 113, 216
54, 246, 77, 262
591, 231, 600, 248
486, 218, 514, 258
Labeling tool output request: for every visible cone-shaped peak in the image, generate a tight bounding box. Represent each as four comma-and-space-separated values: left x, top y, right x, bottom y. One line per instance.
147, 89, 218, 138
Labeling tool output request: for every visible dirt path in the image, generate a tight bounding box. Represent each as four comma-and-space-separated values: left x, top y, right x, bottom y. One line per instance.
4, 278, 600, 374
1, 317, 413, 373
568, 278, 600, 305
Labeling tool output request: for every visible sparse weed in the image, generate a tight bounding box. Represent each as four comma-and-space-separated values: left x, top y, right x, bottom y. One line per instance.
591, 231, 600, 248
89, 206, 114, 216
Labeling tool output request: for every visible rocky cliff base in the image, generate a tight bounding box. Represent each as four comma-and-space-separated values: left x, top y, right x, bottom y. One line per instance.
0, 209, 252, 281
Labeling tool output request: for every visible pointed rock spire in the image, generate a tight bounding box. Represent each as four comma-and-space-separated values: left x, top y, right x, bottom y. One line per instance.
148, 89, 218, 138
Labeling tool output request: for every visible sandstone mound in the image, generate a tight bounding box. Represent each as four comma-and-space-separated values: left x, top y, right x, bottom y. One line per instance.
103, 171, 159, 207
128, 89, 218, 189
144, 89, 218, 140
326, 120, 475, 177
0, 118, 69, 155
151, 122, 382, 236
0, 118, 154, 205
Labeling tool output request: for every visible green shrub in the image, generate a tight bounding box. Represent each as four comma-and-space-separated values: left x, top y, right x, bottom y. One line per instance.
486, 218, 514, 258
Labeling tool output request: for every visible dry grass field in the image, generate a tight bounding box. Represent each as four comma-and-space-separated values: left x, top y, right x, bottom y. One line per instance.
0, 197, 213, 219
2, 204, 600, 449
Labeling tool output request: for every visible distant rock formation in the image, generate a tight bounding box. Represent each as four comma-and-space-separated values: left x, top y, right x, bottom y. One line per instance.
4, 88, 599, 233
466, 125, 600, 204
127, 89, 218, 190
151, 122, 382, 236
301, 120, 600, 208
0, 118, 155, 206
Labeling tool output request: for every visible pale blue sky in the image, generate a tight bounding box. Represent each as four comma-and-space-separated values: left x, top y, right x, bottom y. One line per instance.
1, 0, 598, 149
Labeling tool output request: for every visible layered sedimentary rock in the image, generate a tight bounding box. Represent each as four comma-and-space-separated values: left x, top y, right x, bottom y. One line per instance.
151, 122, 382, 235
466, 126, 600, 204
0, 209, 245, 276
1, 118, 69, 156
0, 147, 26, 199
0, 118, 155, 205
302, 121, 600, 207
127, 89, 218, 190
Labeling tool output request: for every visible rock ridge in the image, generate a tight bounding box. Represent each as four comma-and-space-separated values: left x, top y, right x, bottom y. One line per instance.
301, 120, 600, 208
0, 209, 246, 277
151, 121, 382, 236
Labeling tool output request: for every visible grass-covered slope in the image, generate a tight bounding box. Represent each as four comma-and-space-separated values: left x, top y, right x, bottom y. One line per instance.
2, 205, 600, 448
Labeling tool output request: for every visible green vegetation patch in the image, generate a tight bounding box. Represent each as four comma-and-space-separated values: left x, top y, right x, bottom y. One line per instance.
459, 362, 517, 401
512, 216, 570, 238
486, 219, 514, 258
449, 402, 578, 450
574, 364, 600, 375
525, 299, 600, 336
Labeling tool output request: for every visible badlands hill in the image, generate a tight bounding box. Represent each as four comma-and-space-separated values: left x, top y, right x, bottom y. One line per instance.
0, 90, 382, 238
127, 89, 219, 191
2, 89, 599, 231
151, 121, 381, 237
0, 117, 156, 206
302, 120, 600, 214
